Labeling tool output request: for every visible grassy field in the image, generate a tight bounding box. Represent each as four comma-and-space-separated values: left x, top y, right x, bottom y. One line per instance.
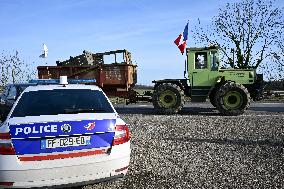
262, 96, 284, 102
109, 88, 153, 104
109, 97, 127, 104
133, 88, 153, 95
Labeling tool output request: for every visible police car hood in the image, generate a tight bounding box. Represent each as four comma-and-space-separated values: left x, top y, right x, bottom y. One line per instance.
7, 113, 117, 156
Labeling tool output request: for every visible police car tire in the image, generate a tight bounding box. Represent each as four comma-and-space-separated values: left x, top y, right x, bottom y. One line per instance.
152, 83, 184, 114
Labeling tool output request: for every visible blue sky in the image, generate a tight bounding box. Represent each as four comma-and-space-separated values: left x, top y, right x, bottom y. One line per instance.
0, 0, 283, 84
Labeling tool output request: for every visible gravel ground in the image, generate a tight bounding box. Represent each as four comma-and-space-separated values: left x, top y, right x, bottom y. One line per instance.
82, 104, 284, 189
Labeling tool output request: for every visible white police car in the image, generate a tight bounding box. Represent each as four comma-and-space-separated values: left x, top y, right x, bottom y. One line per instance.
0, 77, 130, 188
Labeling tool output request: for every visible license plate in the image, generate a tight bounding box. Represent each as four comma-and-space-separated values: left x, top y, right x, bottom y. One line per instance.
41, 136, 91, 149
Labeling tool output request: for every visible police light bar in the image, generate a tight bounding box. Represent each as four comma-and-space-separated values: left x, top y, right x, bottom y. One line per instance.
60, 76, 68, 85
29, 79, 96, 85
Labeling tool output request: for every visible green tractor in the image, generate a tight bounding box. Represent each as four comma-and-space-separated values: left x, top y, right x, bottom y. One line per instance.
152, 46, 264, 116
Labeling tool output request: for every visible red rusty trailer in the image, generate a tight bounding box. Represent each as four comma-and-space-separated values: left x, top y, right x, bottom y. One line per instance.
37, 50, 141, 103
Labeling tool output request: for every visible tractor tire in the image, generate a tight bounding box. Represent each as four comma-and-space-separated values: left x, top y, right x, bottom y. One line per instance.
209, 87, 219, 107
215, 82, 250, 116
152, 83, 184, 114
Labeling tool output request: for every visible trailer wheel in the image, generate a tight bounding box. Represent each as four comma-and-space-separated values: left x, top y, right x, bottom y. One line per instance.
215, 82, 250, 116
152, 83, 184, 114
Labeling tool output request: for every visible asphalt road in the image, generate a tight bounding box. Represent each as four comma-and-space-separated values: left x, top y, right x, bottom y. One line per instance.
82, 102, 284, 188
114, 102, 284, 115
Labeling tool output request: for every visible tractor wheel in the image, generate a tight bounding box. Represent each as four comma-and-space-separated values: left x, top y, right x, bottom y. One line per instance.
215, 82, 250, 116
209, 87, 219, 107
152, 83, 184, 114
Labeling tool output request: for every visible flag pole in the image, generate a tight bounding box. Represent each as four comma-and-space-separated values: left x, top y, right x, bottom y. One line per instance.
184, 19, 189, 79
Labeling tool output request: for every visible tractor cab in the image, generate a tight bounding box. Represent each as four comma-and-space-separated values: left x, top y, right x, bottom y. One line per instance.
186, 46, 220, 102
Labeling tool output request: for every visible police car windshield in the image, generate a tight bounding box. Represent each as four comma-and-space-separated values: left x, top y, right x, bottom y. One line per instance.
11, 89, 114, 117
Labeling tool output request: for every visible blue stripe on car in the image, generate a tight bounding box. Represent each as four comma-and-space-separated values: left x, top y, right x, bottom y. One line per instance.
9, 119, 116, 155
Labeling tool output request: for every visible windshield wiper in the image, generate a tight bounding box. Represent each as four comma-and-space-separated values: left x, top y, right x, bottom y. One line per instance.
64, 108, 107, 114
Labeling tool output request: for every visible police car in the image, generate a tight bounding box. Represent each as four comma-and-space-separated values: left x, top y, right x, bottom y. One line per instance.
0, 77, 130, 188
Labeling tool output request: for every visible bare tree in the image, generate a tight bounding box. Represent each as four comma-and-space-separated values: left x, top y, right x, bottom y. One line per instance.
193, 0, 284, 77
271, 40, 284, 79
0, 50, 36, 87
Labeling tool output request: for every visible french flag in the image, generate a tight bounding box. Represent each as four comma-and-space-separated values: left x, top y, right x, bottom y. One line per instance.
174, 22, 188, 55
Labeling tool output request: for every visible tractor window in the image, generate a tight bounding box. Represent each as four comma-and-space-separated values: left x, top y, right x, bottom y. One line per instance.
195, 52, 207, 69
211, 51, 218, 71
